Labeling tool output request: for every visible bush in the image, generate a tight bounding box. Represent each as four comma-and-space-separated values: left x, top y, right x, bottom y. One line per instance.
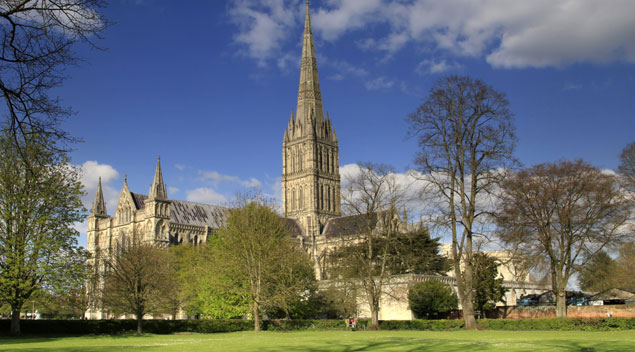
1, 317, 633, 335
408, 280, 458, 319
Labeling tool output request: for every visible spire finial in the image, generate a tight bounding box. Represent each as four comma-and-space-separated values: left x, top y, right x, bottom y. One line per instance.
124, 174, 127, 184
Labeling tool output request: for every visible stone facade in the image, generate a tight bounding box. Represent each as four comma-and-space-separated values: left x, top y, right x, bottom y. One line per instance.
85, 158, 227, 319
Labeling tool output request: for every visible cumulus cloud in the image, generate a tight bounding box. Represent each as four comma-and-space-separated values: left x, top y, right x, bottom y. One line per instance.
231, 0, 635, 69
168, 186, 180, 196
229, 0, 302, 66
199, 170, 262, 188
79, 161, 120, 213
186, 187, 228, 205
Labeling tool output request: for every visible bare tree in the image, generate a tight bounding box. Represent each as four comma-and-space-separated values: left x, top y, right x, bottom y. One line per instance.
618, 142, 635, 193
327, 162, 405, 330
0, 0, 107, 150
101, 238, 174, 335
496, 160, 630, 317
407, 75, 516, 329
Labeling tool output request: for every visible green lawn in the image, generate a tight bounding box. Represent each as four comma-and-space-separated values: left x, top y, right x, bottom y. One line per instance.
1, 330, 633, 351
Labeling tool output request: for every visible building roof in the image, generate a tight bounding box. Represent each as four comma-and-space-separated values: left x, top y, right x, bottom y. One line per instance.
170, 199, 228, 228
130, 192, 228, 228
590, 288, 635, 301
322, 213, 379, 238
282, 217, 304, 239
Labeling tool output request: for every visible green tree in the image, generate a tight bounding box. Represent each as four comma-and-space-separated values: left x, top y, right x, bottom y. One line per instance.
408, 280, 458, 319
472, 253, 506, 318
578, 251, 616, 292
172, 243, 250, 319
0, 129, 84, 335
407, 75, 517, 329
214, 198, 315, 331
101, 238, 174, 334
387, 226, 450, 275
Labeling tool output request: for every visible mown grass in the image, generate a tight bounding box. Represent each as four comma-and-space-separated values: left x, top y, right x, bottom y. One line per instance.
1, 330, 634, 352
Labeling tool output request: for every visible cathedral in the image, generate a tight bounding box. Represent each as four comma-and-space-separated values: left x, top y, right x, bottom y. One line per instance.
85, 2, 544, 320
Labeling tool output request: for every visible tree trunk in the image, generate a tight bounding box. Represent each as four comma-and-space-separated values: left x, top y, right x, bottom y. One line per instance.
253, 302, 261, 332
556, 288, 567, 318
461, 297, 477, 329
136, 314, 143, 335
10, 308, 21, 336
370, 305, 380, 330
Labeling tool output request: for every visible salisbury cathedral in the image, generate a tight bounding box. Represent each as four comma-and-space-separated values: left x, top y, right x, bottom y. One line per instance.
85, 3, 543, 320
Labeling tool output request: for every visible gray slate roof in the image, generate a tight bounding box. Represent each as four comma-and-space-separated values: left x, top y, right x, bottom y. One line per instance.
130, 192, 228, 228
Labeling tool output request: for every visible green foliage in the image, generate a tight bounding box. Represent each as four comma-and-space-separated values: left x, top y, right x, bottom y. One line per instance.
578, 251, 616, 292
0, 129, 85, 334
308, 285, 357, 319
1, 317, 630, 335
472, 252, 507, 317
171, 243, 249, 319
386, 227, 450, 275
201, 200, 316, 329
408, 280, 458, 319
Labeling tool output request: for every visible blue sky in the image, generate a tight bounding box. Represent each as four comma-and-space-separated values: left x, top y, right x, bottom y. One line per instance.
61, 0, 635, 246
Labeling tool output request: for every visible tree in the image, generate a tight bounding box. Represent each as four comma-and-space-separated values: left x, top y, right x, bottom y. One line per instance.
387, 226, 450, 275
326, 162, 405, 330
578, 251, 616, 292
613, 242, 635, 289
407, 75, 516, 329
618, 142, 635, 192
0, 128, 84, 335
408, 280, 458, 319
472, 252, 506, 318
496, 160, 630, 317
101, 238, 174, 335
214, 198, 315, 331
0, 0, 107, 151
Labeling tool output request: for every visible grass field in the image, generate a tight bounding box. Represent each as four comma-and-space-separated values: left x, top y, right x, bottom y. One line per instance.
1, 330, 634, 351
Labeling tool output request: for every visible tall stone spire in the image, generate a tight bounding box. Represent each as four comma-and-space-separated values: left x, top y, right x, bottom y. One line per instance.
149, 156, 167, 200
91, 177, 107, 216
296, 0, 323, 126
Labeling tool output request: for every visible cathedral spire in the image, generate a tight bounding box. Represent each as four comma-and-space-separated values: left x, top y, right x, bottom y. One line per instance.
296, 0, 323, 126
91, 177, 107, 216
149, 156, 167, 200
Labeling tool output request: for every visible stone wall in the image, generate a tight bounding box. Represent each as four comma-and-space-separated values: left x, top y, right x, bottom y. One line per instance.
491, 305, 635, 319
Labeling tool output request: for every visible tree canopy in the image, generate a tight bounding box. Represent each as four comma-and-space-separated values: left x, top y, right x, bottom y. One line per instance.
408, 280, 458, 319
0, 128, 84, 335
496, 160, 630, 317
407, 75, 516, 329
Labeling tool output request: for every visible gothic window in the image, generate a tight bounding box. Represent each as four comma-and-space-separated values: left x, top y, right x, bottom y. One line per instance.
298, 149, 303, 171
317, 146, 322, 171
292, 189, 296, 211
194, 235, 198, 246
319, 184, 323, 210
299, 188, 304, 210
333, 187, 337, 212
326, 185, 331, 211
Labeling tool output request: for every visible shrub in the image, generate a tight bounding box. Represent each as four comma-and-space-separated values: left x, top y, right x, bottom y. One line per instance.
408, 280, 458, 319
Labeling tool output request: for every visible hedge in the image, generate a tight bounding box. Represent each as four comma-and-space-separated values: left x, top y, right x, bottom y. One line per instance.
1, 317, 633, 335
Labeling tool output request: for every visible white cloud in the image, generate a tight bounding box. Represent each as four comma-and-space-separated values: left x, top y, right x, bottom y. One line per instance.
235, 0, 635, 69
175, 163, 186, 171
186, 187, 228, 205
199, 170, 262, 188
168, 186, 180, 196
79, 161, 120, 213
364, 76, 395, 90
229, 0, 302, 66
416, 59, 462, 75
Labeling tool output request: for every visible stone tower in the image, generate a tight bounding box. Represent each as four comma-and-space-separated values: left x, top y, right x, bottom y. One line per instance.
282, 1, 341, 237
